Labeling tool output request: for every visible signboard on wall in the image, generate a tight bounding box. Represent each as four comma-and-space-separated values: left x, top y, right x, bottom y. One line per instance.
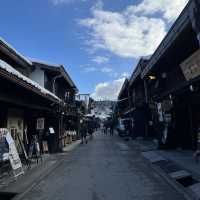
180, 49, 200, 81
49, 127, 55, 134
36, 118, 45, 130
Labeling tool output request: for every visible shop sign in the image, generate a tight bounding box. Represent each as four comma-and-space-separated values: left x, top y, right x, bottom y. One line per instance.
180, 49, 200, 81
36, 118, 45, 130
49, 127, 55, 134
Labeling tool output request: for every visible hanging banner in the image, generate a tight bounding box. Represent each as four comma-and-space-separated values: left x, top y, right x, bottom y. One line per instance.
157, 103, 164, 122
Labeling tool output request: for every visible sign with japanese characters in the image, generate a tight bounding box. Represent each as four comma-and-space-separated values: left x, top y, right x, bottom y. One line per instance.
180, 49, 200, 81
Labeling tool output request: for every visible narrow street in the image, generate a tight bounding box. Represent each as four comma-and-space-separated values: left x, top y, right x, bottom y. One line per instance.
17, 133, 186, 200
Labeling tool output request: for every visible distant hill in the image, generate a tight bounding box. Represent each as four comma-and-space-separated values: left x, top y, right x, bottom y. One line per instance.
90, 101, 115, 119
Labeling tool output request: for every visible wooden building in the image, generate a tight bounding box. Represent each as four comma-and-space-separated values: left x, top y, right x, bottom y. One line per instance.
116, 79, 129, 118
128, 58, 151, 138
141, 0, 200, 149
31, 60, 79, 151
0, 38, 78, 154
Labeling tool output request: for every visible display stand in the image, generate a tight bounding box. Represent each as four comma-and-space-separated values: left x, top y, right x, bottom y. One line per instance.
16, 133, 30, 167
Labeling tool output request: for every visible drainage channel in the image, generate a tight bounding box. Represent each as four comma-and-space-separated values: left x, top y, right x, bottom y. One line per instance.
176, 176, 199, 187
154, 160, 199, 187
142, 151, 200, 198
153, 159, 200, 199
0, 192, 18, 200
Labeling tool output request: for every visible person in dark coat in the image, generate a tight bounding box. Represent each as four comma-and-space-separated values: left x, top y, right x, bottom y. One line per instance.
88, 121, 93, 139
80, 121, 87, 144
110, 121, 114, 136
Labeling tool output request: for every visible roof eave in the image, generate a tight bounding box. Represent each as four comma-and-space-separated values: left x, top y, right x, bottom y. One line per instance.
141, 1, 191, 78
0, 38, 32, 67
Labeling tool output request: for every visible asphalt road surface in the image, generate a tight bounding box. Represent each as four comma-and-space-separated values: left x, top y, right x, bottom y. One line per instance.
19, 133, 186, 200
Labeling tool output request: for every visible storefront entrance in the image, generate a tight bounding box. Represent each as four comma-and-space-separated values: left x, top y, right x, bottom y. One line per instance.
173, 101, 193, 149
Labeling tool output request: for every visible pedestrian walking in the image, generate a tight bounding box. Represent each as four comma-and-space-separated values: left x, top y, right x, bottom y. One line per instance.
110, 122, 114, 136
88, 120, 94, 140
104, 122, 108, 135
100, 123, 104, 134
80, 120, 87, 144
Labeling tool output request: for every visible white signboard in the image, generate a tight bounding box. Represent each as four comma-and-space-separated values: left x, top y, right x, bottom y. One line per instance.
0, 128, 24, 177
5, 131, 23, 171
49, 127, 55, 134
180, 49, 200, 81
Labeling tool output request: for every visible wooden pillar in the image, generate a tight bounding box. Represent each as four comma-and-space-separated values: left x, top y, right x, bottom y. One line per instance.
144, 78, 148, 104
143, 78, 149, 138
188, 104, 195, 150
189, 0, 200, 45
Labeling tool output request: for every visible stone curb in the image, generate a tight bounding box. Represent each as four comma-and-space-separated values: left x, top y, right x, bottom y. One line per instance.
151, 164, 195, 200
13, 159, 63, 200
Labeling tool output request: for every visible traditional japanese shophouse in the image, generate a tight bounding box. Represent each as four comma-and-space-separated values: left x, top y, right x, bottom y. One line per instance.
0, 38, 61, 154
0, 37, 79, 154
115, 79, 134, 135
128, 57, 153, 138
116, 79, 129, 119
30, 60, 79, 150
141, 0, 200, 149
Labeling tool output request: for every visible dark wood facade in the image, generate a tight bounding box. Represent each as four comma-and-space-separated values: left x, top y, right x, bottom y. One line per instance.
0, 38, 78, 154
141, 0, 200, 149
115, 0, 200, 150
128, 58, 150, 138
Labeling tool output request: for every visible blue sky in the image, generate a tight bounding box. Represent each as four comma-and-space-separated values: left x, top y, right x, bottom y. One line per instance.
0, 0, 188, 100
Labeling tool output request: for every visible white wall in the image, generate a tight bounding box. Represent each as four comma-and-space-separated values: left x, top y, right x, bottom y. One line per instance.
29, 67, 45, 87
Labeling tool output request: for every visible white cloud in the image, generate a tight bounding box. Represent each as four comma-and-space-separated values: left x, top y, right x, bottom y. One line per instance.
121, 72, 130, 78
126, 0, 189, 23
91, 78, 125, 100
82, 65, 114, 76
79, 0, 188, 58
80, 8, 166, 58
92, 56, 109, 64
101, 67, 112, 73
